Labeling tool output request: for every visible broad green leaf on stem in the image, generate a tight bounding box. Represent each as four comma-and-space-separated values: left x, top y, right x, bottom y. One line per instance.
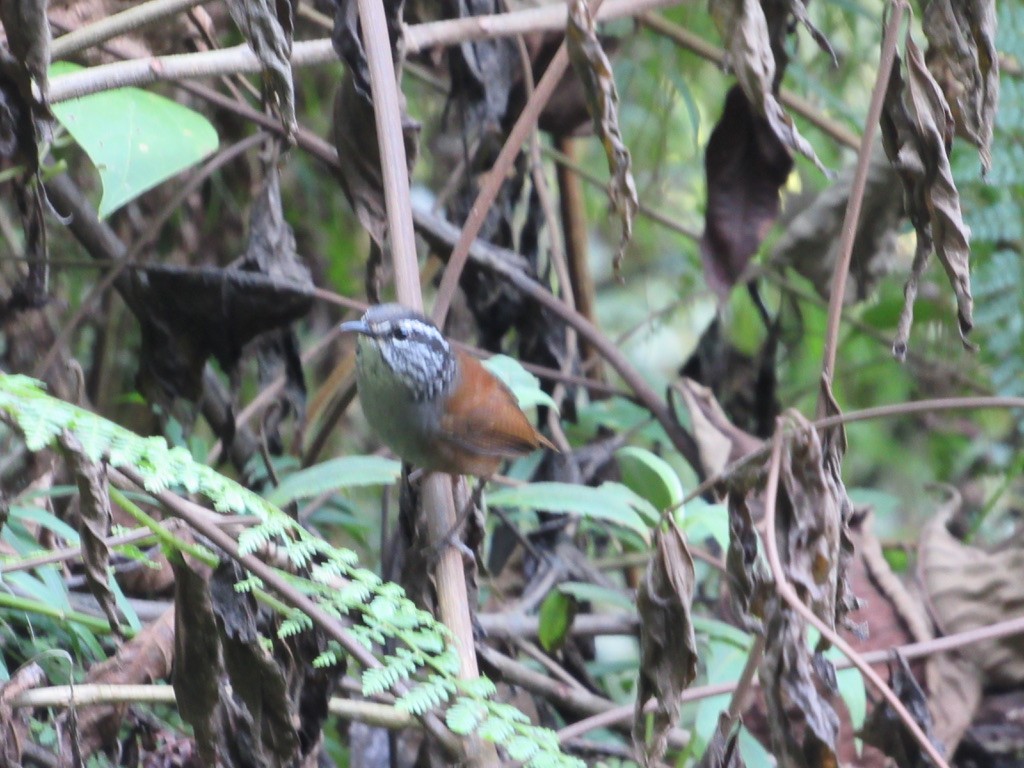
483, 355, 558, 412
616, 446, 683, 511
50, 62, 218, 218
538, 590, 575, 652
487, 482, 655, 540
267, 456, 402, 506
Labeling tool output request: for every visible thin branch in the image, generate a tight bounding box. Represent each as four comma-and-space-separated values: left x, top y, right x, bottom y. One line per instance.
51, 0, 208, 60
404, 0, 678, 54
818, 1, 906, 396
47, 0, 684, 104
8, 684, 416, 729
759, 430, 951, 768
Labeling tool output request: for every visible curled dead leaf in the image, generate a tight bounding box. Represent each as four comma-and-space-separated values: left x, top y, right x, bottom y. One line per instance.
919, 486, 1024, 688
633, 518, 698, 766
226, 0, 297, 139
0, 0, 51, 101
708, 0, 830, 174
881, 31, 974, 359
60, 432, 123, 639
759, 598, 841, 767
566, 0, 637, 276
922, 0, 998, 172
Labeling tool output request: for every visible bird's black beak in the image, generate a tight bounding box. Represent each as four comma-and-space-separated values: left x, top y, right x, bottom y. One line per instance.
338, 319, 371, 336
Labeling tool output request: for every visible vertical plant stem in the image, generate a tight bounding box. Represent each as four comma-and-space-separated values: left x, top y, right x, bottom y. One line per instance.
353, 0, 494, 762
354, 0, 421, 309
818, 1, 905, 399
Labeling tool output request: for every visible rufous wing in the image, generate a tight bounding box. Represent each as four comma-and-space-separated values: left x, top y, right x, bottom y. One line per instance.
438, 349, 557, 458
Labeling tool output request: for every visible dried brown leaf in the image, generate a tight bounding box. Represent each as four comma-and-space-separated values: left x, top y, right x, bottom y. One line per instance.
60, 432, 123, 638
923, 0, 998, 172
242, 166, 308, 452
0, 663, 46, 767
919, 486, 1024, 688
674, 377, 762, 481
62, 608, 175, 758
881, 31, 974, 359
775, 410, 843, 630
695, 713, 746, 768
759, 600, 840, 767
0, 0, 51, 100
700, 86, 793, 298
225, 0, 296, 139
332, 73, 420, 246
566, 0, 637, 276
860, 652, 938, 768
633, 518, 698, 766
772, 146, 904, 302
726, 492, 769, 630
126, 213, 313, 409
709, 0, 829, 173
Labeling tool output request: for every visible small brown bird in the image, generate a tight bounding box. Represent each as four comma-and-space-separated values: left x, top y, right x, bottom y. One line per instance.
340, 304, 555, 477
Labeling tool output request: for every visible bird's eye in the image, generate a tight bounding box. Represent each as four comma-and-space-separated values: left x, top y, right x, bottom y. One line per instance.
392, 326, 408, 341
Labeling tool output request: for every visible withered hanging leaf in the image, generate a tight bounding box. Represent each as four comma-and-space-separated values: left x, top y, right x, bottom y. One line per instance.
566, 0, 637, 276
772, 146, 904, 302
64, 608, 176, 759
922, 0, 998, 172
225, 0, 296, 139
759, 600, 840, 767
775, 412, 843, 629
331, 0, 405, 100
920, 486, 1024, 688
209, 561, 300, 766
445, 0, 518, 138
0, 52, 49, 314
695, 713, 746, 768
881, 31, 973, 359
332, 73, 420, 246
860, 653, 938, 768
816, 379, 860, 632
59, 433, 123, 638
709, 0, 829, 173
726, 492, 769, 630
171, 556, 223, 766
633, 518, 698, 766
240, 166, 309, 453
0, 0, 51, 101
128, 264, 313, 407
701, 86, 793, 298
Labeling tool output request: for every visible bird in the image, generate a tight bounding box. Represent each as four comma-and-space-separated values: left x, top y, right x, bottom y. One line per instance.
339, 303, 556, 477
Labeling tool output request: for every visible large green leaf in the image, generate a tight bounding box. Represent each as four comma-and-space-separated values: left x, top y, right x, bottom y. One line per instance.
482, 355, 558, 412
615, 445, 683, 511
487, 481, 655, 539
267, 456, 402, 506
50, 62, 219, 217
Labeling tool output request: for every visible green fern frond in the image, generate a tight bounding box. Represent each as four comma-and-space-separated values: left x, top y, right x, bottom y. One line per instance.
0, 375, 584, 768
